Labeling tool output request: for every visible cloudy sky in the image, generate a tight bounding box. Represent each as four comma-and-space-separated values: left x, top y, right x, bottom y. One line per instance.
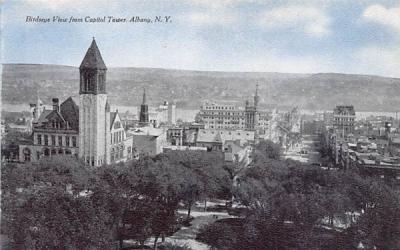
2, 0, 400, 77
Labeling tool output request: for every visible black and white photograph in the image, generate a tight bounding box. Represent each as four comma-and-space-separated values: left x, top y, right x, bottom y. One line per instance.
1, 0, 400, 249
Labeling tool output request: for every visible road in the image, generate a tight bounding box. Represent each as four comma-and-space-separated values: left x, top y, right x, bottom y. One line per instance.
283, 134, 322, 165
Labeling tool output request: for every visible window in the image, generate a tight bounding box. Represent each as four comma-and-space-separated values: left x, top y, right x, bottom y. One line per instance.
44, 135, 48, 146
58, 136, 63, 146
72, 136, 77, 147
99, 74, 105, 91
51, 135, 56, 146
113, 148, 116, 161
23, 148, 31, 162
37, 134, 42, 145
66, 136, 70, 147
114, 121, 121, 129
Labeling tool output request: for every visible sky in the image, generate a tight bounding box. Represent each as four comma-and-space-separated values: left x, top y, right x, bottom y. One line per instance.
2, 0, 400, 77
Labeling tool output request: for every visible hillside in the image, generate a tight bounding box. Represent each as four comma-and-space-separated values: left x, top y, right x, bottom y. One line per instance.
2, 64, 400, 111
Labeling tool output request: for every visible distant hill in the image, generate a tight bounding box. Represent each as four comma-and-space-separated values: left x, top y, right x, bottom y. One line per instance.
2, 64, 400, 112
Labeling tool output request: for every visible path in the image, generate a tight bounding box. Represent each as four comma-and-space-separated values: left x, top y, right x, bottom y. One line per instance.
153, 210, 232, 250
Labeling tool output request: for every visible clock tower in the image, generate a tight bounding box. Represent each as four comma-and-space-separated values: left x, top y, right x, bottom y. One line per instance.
79, 38, 110, 166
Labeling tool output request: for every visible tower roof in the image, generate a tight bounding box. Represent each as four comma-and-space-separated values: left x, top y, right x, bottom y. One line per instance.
142, 88, 146, 105
80, 38, 107, 70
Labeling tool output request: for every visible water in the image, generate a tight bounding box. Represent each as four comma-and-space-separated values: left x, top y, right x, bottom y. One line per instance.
2, 104, 397, 122
2, 104, 199, 122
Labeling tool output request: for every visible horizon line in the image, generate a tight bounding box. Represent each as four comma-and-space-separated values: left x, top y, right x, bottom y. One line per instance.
2, 63, 398, 79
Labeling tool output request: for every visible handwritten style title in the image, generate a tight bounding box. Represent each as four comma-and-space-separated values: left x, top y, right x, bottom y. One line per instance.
25, 16, 172, 24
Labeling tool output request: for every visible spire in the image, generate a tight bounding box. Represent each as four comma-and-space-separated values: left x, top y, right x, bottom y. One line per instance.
142, 88, 146, 105
254, 84, 259, 108
80, 38, 107, 70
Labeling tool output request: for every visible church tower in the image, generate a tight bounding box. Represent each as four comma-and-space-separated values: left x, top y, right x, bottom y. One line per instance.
79, 38, 109, 166
245, 85, 260, 131
139, 88, 149, 126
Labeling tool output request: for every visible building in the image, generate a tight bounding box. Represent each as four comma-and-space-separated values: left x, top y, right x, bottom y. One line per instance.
223, 140, 252, 166
333, 105, 356, 139
197, 85, 269, 131
19, 97, 80, 162
129, 127, 168, 156
155, 101, 176, 126
19, 39, 135, 166
167, 127, 184, 146
196, 129, 255, 151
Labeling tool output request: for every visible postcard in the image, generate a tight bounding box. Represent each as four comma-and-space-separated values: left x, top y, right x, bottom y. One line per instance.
1, 1, 400, 249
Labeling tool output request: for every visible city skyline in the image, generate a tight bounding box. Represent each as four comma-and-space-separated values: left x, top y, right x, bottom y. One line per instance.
2, 0, 400, 78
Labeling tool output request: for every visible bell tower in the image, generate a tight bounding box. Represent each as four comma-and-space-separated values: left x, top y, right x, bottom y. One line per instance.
139, 88, 149, 126
79, 38, 109, 166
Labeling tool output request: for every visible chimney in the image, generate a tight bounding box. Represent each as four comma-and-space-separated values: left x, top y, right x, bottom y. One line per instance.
52, 98, 59, 112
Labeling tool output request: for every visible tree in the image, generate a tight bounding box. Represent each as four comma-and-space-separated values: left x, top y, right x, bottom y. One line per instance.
354, 181, 400, 249
253, 139, 282, 162
8, 187, 112, 250
231, 160, 359, 249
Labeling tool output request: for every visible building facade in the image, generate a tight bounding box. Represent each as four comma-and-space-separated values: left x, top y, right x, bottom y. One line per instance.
197, 85, 269, 131
19, 97, 80, 162
19, 39, 134, 166
333, 105, 356, 139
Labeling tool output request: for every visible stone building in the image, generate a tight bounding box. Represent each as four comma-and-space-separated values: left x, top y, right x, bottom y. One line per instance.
333, 105, 356, 139
19, 39, 134, 166
197, 85, 269, 131
195, 129, 255, 151
19, 97, 80, 162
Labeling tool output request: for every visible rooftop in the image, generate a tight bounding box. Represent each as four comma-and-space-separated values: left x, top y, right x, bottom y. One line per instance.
79, 38, 107, 70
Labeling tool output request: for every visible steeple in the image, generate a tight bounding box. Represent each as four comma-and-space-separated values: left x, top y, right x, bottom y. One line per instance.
142, 88, 146, 105
80, 38, 107, 70
254, 84, 259, 108
139, 88, 149, 125
79, 38, 107, 94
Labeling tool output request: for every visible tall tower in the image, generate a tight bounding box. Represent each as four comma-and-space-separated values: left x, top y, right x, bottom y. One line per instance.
79, 38, 109, 166
254, 84, 259, 129
254, 84, 259, 109
139, 88, 149, 126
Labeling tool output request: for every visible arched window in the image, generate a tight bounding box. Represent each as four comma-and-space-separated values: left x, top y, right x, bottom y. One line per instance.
99, 74, 105, 91
120, 145, 124, 158
85, 72, 90, 91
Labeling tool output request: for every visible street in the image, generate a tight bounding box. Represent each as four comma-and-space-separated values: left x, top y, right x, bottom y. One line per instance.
283, 134, 322, 165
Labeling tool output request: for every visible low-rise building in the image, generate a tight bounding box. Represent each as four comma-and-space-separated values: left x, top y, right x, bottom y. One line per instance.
196, 129, 255, 151
223, 140, 252, 166
129, 127, 168, 156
